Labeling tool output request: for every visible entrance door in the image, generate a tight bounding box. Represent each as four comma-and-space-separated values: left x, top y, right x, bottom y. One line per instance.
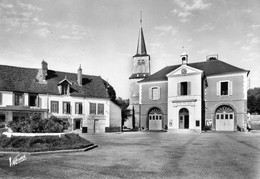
215, 105, 234, 131
184, 115, 189, 129
148, 108, 162, 130
179, 108, 189, 129
75, 120, 81, 129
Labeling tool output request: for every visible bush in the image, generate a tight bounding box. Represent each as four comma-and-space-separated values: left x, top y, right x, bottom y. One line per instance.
0, 133, 92, 152
203, 125, 212, 131
7, 114, 67, 133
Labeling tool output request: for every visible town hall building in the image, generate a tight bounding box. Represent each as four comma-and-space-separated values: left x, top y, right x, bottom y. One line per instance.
129, 19, 250, 132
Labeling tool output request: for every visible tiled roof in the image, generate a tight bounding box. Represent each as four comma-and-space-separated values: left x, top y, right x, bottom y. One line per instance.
0, 65, 108, 98
140, 59, 249, 83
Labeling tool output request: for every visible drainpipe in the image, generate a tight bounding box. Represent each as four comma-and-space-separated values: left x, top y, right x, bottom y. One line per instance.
47, 93, 49, 119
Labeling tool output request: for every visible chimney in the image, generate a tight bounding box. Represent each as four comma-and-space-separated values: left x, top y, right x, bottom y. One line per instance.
206, 54, 218, 61
41, 60, 48, 81
77, 65, 82, 86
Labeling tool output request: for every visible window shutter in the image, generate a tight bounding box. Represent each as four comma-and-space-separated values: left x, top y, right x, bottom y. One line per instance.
216, 82, 220, 96
63, 102, 66, 114
58, 86, 61, 94
13, 93, 15, 105
67, 86, 70, 95
158, 87, 161, 100
187, 82, 191, 95
177, 83, 180, 96
67, 103, 69, 113
0, 93, 2, 105
228, 81, 233, 95
22, 93, 25, 106
149, 87, 152, 100
80, 103, 82, 114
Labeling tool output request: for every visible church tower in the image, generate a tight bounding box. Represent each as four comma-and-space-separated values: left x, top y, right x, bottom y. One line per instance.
129, 12, 150, 129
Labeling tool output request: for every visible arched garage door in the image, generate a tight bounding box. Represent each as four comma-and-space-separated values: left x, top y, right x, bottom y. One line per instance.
149, 108, 162, 130
215, 105, 234, 131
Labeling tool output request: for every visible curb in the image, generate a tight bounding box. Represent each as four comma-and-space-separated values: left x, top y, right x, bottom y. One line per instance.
0, 144, 98, 156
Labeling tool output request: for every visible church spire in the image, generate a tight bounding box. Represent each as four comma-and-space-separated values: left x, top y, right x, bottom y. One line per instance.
136, 11, 147, 56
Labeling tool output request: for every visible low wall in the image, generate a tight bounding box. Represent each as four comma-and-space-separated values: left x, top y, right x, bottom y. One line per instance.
105, 127, 121, 133
251, 115, 260, 130
3, 132, 66, 138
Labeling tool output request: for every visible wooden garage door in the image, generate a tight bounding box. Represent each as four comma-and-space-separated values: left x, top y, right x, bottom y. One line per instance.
215, 106, 234, 131
149, 108, 162, 130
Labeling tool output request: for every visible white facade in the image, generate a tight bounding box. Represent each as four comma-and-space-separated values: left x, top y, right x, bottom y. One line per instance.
0, 90, 121, 133
167, 65, 203, 130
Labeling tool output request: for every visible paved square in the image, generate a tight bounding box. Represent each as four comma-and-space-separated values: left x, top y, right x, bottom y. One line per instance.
0, 131, 260, 178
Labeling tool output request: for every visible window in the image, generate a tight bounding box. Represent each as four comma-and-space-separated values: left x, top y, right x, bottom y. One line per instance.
51, 101, 59, 113
61, 84, 69, 95
0, 114, 5, 124
0, 92, 2, 105
149, 87, 160, 100
90, 103, 96, 114
181, 82, 188, 95
63, 102, 71, 114
152, 87, 159, 100
225, 114, 229, 119
178, 82, 191, 96
29, 94, 38, 107
98, 103, 104, 115
14, 93, 23, 106
196, 120, 200, 127
217, 81, 232, 96
221, 82, 228, 95
75, 103, 83, 114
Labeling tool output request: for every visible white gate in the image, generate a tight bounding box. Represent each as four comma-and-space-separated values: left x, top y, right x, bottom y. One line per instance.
215, 106, 234, 131
149, 108, 162, 130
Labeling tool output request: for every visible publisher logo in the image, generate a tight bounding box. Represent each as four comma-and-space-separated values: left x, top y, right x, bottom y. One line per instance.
9, 153, 28, 167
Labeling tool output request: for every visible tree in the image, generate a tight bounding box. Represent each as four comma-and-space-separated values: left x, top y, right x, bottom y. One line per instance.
248, 88, 260, 114
115, 97, 131, 125
103, 80, 116, 103
248, 95, 256, 114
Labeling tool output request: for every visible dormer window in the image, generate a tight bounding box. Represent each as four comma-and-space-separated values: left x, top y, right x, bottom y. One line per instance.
61, 84, 69, 95
58, 77, 72, 95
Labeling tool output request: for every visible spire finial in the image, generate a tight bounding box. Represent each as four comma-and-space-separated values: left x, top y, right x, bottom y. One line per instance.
140, 11, 142, 27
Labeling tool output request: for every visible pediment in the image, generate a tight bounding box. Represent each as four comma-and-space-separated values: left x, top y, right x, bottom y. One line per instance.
166, 64, 203, 77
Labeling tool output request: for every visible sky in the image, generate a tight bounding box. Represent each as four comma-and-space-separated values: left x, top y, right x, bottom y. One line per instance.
0, 0, 259, 99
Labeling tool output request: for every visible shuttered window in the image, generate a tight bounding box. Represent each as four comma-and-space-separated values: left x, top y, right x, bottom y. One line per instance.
217, 81, 233, 96
14, 93, 24, 106
75, 103, 83, 114
98, 103, 104, 115
149, 87, 161, 100
178, 82, 191, 96
51, 101, 59, 113
63, 102, 71, 114
29, 94, 39, 107
90, 103, 96, 114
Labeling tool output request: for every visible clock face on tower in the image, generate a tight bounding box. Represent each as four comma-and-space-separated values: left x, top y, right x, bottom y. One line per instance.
181, 68, 187, 74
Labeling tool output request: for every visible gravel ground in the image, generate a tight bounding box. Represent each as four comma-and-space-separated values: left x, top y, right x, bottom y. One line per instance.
0, 130, 259, 179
